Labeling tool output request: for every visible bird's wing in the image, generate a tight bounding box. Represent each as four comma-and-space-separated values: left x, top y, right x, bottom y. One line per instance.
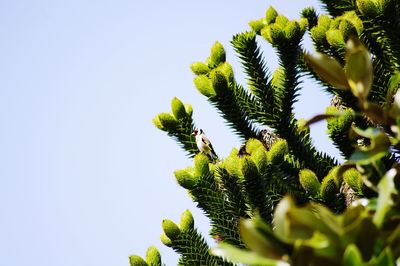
202, 135, 217, 156
201, 135, 212, 146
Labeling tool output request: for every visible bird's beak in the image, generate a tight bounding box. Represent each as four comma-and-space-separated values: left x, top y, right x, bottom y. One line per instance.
192, 132, 195, 135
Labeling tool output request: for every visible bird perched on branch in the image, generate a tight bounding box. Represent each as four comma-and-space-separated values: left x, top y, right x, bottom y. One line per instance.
192, 128, 217, 159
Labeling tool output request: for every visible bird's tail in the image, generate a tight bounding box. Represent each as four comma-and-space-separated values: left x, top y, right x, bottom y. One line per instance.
209, 150, 218, 160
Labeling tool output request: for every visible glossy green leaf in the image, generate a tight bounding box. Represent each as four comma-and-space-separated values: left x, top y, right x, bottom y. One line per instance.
304, 52, 350, 89
373, 169, 398, 228
239, 218, 286, 259
211, 243, 288, 266
349, 127, 390, 165
345, 37, 373, 100
343, 244, 363, 266
376, 248, 395, 266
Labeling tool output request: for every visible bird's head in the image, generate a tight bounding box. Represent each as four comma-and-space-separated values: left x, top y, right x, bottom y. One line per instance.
192, 128, 203, 136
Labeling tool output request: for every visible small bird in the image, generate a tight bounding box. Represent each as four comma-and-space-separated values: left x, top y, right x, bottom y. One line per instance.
192, 128, 217, 159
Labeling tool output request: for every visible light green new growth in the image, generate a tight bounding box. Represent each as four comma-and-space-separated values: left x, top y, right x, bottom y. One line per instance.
135, 1, 400, 265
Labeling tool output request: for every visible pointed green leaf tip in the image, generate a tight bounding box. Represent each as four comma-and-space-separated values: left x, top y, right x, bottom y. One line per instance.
145, 246, 161, 265
265, 6, 278, 24
171, 97, 187, 120
193, 75, 216, 97
267, 139, 288, 164
240, 156, 259, 178
320, 175, 338, 201
174, 169, 197, 189
190, 62, 209, 75
129, 255, 148, 266
162, 219, 181, 240
299, 169, 320, 197
210, 41, 226, 66
194, 153, 210, 177
210, 70, 228, 95
180, 209, 194, 231
343, 168, 363, 193
343, 244, 363, 266
155, 113, 178, 131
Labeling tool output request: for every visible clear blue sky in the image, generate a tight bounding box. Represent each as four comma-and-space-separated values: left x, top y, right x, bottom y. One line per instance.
0, 1, 339, 265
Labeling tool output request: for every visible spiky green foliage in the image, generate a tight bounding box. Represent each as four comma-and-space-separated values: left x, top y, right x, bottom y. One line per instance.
129, 246, 165, 266
152, 97, 197, 157
135, 1, 400, 265
159, 212, 233, 266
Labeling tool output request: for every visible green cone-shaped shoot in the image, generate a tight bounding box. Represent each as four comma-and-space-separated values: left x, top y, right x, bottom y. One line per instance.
171, 97, 187, 120
326, 29, 345, 49
299, 169, 321, 197
160, 233, 172, 247
180, 209, 194, 231
157, 113, 179, 131
210, 69, 228, 95
145, 246, 161, 266
284, 21, 302, 41
343, 168, 363, 193
265, 6, 278, 24
240, 156, 259, 179
190, 62, 210, 75
267, 139, 288, 164
210, 41, 226, 66
193, 75, 216, 97
129, 255, 148, 266
194, 153, 210, 177
162, 219, 181, 240
174, 169, 197, 189
320, 176, 338, 201
248, 19, 265, 34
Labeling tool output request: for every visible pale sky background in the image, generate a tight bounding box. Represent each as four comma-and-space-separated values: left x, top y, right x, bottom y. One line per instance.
0, 1, 340, 266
